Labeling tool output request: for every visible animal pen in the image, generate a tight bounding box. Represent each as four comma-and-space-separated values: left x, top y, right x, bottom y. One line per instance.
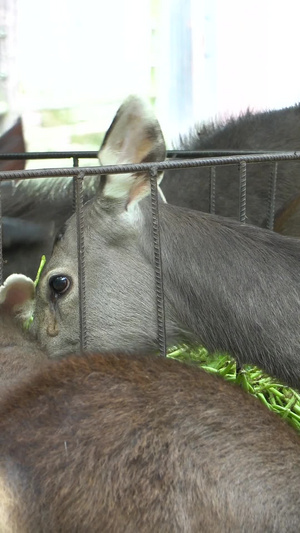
1, 147, 300, 358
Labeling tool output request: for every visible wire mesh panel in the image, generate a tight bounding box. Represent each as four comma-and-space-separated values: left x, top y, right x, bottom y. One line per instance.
1, 149, 300, 354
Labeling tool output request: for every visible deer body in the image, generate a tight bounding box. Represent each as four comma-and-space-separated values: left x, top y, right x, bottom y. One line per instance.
163, 105, 300, 231
1, 353, 300, 532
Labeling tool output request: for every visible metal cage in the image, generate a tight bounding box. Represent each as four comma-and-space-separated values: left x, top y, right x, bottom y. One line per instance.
1, 148, 300, 356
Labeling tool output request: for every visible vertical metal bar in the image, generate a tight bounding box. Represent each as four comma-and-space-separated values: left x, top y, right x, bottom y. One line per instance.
149, 166, 167, 357
0, 181, 2, 286
209, 166, 216, 214
237, 160, 247, 376
266, 162, 278, 231
72, 156, 79, 214
239, 161, 247, 223
74, 171, 87, 353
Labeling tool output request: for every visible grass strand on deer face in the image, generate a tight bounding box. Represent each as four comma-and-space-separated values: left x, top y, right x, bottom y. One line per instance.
23, 255, 46, 331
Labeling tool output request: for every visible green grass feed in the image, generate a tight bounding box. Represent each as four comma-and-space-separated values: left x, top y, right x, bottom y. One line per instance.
168, 345, 300, 432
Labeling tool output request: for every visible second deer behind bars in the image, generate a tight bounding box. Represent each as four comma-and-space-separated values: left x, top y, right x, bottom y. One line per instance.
32, 96, 300, 390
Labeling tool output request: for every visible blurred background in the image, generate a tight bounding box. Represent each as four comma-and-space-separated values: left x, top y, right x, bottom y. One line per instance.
1, 0, 300, 162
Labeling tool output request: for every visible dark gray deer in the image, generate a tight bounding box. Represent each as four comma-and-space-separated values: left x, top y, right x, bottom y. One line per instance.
3, 104, 300, 279
163, 104, 300, 232
1, 352, 300, 532
32, 96, 300, 390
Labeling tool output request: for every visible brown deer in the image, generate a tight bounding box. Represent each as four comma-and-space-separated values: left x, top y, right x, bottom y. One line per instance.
0, 352, 300, 532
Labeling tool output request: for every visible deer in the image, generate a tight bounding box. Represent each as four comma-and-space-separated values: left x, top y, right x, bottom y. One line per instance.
2, 104, 300, 278
1, 351, 300, 532
30, 96, 300, 391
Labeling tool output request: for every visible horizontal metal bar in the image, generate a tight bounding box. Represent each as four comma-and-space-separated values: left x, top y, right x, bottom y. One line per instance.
0, 149, 289, 161
0, 151, 98, 160
1, 152, 300, 181
167, 149, 282, 158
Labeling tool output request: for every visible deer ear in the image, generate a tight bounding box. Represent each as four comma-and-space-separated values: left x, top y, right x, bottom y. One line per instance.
0, 274, 35, 319
98, 95, 166, 208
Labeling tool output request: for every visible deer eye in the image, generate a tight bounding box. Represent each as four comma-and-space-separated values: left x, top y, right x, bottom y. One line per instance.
49, 275, 71, 295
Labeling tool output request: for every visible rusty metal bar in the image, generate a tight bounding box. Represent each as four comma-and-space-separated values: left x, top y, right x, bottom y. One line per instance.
266, 162, 278, 231
74, 171, 87, 353
1, 151, 300, 182
0, 149, 284, 161
149, 166, 167, 357
209, 167, 216, 214
239, 161, 247, 223
72, 156, 79, 214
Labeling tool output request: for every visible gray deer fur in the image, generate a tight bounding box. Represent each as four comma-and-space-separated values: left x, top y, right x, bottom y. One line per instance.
3, 103, 300, 279
32, 96, 300, 390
